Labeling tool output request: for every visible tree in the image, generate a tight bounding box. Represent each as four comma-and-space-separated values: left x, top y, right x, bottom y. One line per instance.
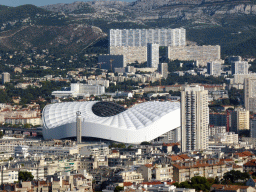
174, 176, 211, 192
140, 141, 151, 145
18, 171, 34, 181
24, 124, 32, 129
0, 131, 3, 139
223, 170, 250, 183
114, 186, 124, 192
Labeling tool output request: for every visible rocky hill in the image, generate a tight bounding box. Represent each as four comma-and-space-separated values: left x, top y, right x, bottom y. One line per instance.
0, 24, 107, 54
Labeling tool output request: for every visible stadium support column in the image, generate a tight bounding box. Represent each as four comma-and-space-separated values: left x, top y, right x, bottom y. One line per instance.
76, 111, 82, 144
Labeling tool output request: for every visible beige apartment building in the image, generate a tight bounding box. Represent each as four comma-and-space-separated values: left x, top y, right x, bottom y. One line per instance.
231, 108, 249, 133
138, 164, 173, 182
173, 159, 226, 182
152, 164, 173, 182
117, 171, 144, 184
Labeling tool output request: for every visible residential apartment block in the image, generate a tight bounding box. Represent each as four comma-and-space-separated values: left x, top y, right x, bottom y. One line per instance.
244, 78, 256, 113
231, 61, 249, 75
167, 45, 221, 66
173, 160, 226, 182
109, 28, 186, 47
207, 61, 222, 76
181, 85, 209, 152
147, 43, 159, 68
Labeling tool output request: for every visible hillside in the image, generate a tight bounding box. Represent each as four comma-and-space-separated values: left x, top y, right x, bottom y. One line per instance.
0, 1, 255, 57
0, 4, 50, 24
0, 24, 107, 54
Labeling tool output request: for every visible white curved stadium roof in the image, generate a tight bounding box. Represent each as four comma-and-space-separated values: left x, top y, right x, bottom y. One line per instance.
42, 101, 180, 144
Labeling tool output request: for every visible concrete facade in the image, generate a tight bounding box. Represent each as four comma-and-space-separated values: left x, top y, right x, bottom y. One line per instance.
167, 45, 221, 66
244, 78, 256, 113
109, 46, 147, 64
110, 28, 186, 47
181, 85, 209, 152
231, 108, 250, 133
231, 61, 249, 75
207, 61, 221, 76
159, 63, 168, 79
147, 43, 159, 68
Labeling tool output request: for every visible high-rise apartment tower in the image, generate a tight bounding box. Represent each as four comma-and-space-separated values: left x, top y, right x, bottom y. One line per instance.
244, 78, 256, 113
147, 43, 159, 68
181, 85, 209, 152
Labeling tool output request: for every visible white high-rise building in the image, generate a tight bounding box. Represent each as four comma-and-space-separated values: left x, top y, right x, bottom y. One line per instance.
109, 28, 186, 47
231, 61, 249, 75
147, 43, 159, 68
158, 63, 168, 79
181, 85, 209, 152
244, 78, 256, 113
207, 61, 221, 76
2, 72, 10, 84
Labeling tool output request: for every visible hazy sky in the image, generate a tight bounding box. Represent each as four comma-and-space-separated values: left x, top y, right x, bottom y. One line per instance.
1, 0, 135, 7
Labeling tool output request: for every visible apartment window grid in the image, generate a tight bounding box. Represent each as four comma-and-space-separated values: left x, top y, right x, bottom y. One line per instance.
110, 28, 186, 47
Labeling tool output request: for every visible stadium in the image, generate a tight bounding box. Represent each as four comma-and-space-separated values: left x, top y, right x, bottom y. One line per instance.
42, 101, 180, 144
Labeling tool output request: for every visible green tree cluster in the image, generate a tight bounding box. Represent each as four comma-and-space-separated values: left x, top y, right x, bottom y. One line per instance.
174, 176, 211, 192
18, 171, 34, 181
109, 143, 126, 149
223, 170, 250, 184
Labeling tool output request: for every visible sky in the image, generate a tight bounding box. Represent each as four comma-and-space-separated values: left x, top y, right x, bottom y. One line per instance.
1, 0, 134, 7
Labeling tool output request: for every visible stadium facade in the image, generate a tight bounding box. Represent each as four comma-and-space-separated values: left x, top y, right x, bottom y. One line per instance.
109, 28, 186, 47
42, 101, 180, 144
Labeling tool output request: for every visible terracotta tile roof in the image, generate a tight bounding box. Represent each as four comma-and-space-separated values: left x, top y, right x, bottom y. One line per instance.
112, 150, 119, 153
220, 159, 233, 162
169, 155, 183, 161
244, 159, 256, 167
163, 143, 180, 147
178, 154, 190, 160
211, 184, 249, 191
167, 181, 175, 185
144, 164, 153, 168
123, 182, 133, 186
234, 151, 254, 157
232, 164, 242, 169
